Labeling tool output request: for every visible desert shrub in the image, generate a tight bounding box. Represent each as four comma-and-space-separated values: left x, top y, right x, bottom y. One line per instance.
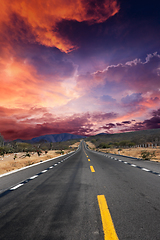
119, 140, 135, 147
36, 149, 42, 156
55, 150, 64, 155
26, 153, 31, 157
140, 151, 156, 160
0, 147, 5, 156
98, 143, 110, 148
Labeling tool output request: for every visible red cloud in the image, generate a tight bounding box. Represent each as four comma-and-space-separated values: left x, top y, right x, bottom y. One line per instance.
0, 0, 119, 53
0, 108, 118, 140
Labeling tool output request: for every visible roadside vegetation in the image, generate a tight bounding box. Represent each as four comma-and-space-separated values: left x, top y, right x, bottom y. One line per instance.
0, 136, 81, 175
85, 129, 160, 162
140, 151, 156, 160
0, 139, 80, 157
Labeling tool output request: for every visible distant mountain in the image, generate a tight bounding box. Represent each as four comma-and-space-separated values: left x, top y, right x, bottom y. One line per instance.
96, 133, 110, 136
15, 133, 86, 143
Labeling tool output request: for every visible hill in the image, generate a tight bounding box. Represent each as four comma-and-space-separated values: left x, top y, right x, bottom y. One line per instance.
86, 128, 160, 147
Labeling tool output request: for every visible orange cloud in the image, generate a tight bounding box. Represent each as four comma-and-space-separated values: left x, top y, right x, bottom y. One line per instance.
0, 0, 119, 52
0, 49, 75, 111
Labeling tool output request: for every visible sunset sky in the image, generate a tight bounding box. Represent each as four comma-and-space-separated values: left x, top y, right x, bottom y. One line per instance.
1, 0, 160, 140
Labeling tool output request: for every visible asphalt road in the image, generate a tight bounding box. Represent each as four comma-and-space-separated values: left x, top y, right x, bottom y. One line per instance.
0, 141, 160, 240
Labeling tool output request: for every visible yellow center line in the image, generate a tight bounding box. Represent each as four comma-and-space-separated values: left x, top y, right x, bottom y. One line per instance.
90, 165, 95, 172
97, 195, 119, 240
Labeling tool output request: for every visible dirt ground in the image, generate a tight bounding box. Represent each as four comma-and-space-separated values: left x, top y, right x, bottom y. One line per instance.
85, 141, 96, 149
99, 147, 160, 163
0, 150, 70, 175
70, 141, 80, 148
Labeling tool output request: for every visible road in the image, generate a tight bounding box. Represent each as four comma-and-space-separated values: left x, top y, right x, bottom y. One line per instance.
0, 141, 160, 239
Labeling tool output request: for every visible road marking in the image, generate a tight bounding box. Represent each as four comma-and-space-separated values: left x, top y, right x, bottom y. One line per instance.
41, 170, 47, 173
97, 195, 119, 240
131, 164, 136, 167
10, 183, 24, 190
30, 175, 38, 179
88, 159, 90, 161
90, 166, 95, 172
142, 168, 150, 172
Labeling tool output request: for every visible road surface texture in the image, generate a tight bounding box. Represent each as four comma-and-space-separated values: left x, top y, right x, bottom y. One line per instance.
0, 141, 160, 240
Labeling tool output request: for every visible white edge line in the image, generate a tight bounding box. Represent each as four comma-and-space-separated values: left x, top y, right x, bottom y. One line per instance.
30, 175, 38, 179
10, 183, 24, 190
0, 151, 75, 178
131, 164, 137, 167
142, 168, 150, 172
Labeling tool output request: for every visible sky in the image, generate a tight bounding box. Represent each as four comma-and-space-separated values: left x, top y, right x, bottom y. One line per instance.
1, 0, 160, 140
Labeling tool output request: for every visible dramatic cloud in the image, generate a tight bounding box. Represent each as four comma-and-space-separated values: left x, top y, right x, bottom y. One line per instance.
0, 108, 118, 140
0, 47, 79, 112
114, 109, 160, 132
101, 123, 116, 130
93, 53, 160, 94
0, 0, 119, 52
0, 1, 160, 140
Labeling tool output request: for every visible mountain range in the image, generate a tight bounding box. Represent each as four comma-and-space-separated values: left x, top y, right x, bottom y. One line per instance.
15, 133, 86, 143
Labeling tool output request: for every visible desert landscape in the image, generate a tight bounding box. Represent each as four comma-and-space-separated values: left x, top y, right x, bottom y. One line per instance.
0, 149, 71, 175
1, 140, 160, 176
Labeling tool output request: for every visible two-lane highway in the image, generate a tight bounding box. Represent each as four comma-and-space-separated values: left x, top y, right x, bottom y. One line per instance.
0, 141, 160, 239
